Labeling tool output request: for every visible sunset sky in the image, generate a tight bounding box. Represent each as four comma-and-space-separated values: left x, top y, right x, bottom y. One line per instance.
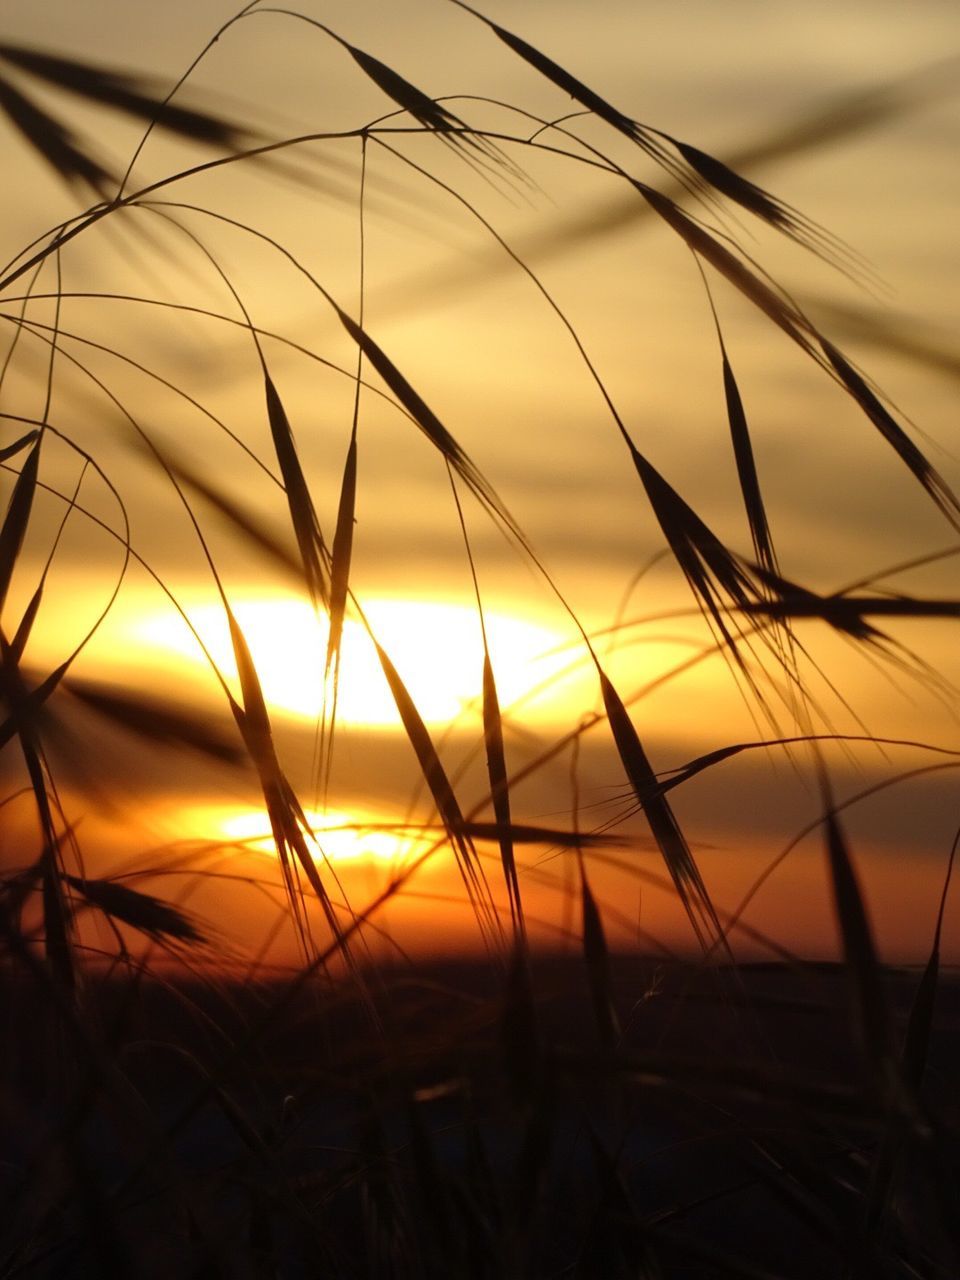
2, 0, 959, 967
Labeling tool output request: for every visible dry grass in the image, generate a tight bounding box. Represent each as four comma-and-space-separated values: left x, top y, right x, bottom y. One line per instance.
1, 3, 958, 1275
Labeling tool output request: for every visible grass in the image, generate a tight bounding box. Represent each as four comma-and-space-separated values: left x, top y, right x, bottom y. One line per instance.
1, 2, 959, 1275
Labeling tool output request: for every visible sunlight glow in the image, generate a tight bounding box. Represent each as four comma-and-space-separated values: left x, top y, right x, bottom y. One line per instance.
215, 807, 410, 862
132, 596, 579, 726
183, 803, 440, 865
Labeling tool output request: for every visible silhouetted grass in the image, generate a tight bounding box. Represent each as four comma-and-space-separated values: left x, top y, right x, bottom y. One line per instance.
1, 4, 958, 1276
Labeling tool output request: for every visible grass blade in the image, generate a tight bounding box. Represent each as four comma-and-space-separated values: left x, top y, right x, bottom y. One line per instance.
635, 183, 818, 358
499, 943, 539, 1100
719, 337, 778, 579
0, 72, 114, 194
159, 445, 304, 586
864, 830, 955, 1237
344, 38, 517, 176
657, 743, 753, 796
0, 43, 250, 149
39, 814, 74, 994
335, 308, 521, 540
0, 437, 41, 616
0, 657, 70, 751
263, 370, 329, 607
374, 638, 495, 938
631, 447, 754, 608
746, 569, 881, 641
460, 820, 627, 848
627, 444, 764, 685
347, 44, 463, 138
902, 830, 956, 1092
822, 338, 960, 530
323, 429, 357, 754
225, 606, 353, 959
63, 677, 245, 765
580, 860, 619, 1050
675, 140, 793, 227
226, 605, 272, 763
599, 668, 726, 954
0, 429, 38, 463
64, 874, 204, 944
823, 807, 890, 1078
1, 634, 76, 992
483, 652, 524, 938
669, 138, 845, 268
9, 584, 43, 661
450, 0, 672, 172
226, 606, 313, 945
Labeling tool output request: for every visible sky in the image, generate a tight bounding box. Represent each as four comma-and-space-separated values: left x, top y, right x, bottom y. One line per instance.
1, 0, 959, 969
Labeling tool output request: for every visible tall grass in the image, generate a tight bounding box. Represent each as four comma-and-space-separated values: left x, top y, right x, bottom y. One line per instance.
1, 3, 958, 1275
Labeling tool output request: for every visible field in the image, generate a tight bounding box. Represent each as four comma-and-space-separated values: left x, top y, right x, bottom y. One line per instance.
1, 2, 959, 1275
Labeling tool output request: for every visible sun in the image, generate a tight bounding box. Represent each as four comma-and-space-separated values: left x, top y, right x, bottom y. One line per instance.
205, 806, 416, 863
130, 594, 582, 727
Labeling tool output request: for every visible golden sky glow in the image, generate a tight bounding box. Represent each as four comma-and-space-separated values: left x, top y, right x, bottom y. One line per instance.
192, 803, 426, 863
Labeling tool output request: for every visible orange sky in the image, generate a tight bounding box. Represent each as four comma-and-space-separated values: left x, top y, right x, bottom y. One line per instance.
1, 0, 959, 969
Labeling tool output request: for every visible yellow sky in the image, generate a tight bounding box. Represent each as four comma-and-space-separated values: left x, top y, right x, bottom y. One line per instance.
1, 0, 959, 966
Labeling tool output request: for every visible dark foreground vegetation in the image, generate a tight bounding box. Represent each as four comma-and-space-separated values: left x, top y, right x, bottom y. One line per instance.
2, 2, 960, 1275
2, 958, 959, 1278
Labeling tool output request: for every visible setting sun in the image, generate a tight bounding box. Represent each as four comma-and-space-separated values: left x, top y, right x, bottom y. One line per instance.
131, 595, 582, 727
205, 804, 422, 864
